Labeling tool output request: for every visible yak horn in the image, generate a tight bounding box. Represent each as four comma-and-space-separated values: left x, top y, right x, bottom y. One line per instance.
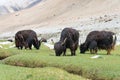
61, 38, 67, 45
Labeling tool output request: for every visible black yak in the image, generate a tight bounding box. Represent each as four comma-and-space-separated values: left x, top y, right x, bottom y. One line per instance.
80, 30, 116, 55
54, 28, 79, 56
15, 30, 40, 50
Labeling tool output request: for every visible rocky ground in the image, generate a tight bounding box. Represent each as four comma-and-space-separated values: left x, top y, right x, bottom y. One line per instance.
0, 13, 120, 45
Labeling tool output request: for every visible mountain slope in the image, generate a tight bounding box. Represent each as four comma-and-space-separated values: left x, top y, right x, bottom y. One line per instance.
0, 0, 120, 34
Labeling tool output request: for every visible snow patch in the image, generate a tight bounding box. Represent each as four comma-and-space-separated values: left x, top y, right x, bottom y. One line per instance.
43, 43, 54, 50
91, 55, 102, 59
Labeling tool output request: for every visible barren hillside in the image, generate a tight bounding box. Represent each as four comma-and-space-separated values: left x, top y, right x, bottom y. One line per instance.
0, 0, 120, 39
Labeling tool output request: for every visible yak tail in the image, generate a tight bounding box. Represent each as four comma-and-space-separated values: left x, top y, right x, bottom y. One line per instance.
112, 35, 117, 50
113, 35, 117, 45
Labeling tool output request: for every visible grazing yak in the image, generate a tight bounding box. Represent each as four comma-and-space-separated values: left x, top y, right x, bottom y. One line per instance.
15, 30, 41, 50
54, 28, 79, 56
88, 40, 98, 54
80, 31, 116, 55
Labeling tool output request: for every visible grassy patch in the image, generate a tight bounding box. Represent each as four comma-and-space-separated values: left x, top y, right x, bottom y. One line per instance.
0, 64, 86, 80
3, 53, 120, 80
0, 49, 21, 60
1, 44, 120, 80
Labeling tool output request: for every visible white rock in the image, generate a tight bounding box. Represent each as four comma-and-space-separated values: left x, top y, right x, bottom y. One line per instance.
91, 55, 102, 59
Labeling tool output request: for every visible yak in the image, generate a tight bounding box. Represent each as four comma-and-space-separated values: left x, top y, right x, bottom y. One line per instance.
88, 40, 98, 54
80, 30, 116, 55
54, 28, 79, 56
15, 30, 40, 50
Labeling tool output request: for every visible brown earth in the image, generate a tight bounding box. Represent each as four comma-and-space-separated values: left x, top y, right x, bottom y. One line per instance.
0, 0, 120, 38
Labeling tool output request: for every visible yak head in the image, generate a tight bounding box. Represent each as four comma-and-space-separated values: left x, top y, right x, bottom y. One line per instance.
40, 38, 47, 42
32, 38, 41, 50
33, 41, 40, 49
54, 38, 67, 56
80, 43, 88, 54
33, 38, 47, 50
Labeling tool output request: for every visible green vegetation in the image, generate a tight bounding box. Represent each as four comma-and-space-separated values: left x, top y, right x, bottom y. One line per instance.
0, 64, 85, 80
0, 43, 120, 80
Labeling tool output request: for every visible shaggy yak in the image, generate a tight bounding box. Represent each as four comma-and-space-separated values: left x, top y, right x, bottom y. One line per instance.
80, 30, 116, 55
15, 30, 46, 50
54, 28, 79, 56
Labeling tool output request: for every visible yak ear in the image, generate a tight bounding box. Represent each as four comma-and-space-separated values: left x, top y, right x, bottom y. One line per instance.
61, 38, 67, 46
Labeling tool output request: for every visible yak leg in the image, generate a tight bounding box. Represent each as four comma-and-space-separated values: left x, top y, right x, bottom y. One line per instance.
90, 49, 96, 54
28, 43, 32, 50
20, 46, 23, 50
24, 42, 28, 49
18, 47, 21, 50
90, 49, 93, 54
29, 45, 32, 50
73, 50, 76, 56
94, 49, 98, 54
70, 49, 75, 56
92, 48, 98, 54
111, 45, 115, 50
63, 49, 66, 56
107, 49, 111, 55
19, 42, 23, 50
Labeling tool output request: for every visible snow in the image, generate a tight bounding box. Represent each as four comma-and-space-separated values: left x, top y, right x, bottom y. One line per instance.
0, 41, 11, 45
43, 43, 54, 50
0, 0, 42, 15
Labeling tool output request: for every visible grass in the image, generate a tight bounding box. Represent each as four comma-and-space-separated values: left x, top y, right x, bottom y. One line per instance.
0, 64, 85, 80
0, 43, 120, 80
3, 53, 120, 80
